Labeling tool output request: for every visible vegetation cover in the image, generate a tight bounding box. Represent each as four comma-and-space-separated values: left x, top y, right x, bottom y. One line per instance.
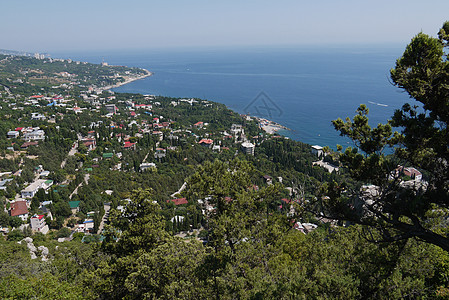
0, 23, 448, 299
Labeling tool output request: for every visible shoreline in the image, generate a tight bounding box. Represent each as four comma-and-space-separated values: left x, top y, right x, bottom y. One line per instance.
101, 68, 152, 92
106, 69, 290, 137
251, 116, 290, 135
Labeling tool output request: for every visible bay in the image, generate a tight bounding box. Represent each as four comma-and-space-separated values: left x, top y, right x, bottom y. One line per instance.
53, 45, 410, 148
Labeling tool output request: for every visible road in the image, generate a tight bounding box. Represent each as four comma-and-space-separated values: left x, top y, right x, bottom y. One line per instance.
69, 173, 90, 199
170, 182, 187, 198
97, 203, 111, 234
61, 141, 78, 169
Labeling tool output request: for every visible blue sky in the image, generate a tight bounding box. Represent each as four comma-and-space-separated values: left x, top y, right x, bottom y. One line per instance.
1, 0, 449, 52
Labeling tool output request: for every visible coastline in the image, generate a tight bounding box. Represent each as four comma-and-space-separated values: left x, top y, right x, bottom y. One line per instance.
109, 68, 290, 137
101, 68, 152, 92
252, 116, 290, 135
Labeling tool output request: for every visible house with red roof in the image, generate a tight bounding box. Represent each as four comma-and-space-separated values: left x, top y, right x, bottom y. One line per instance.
82, 138, 96, 151
194, 121, 204, 128
393, 165, 423, 181
10, 201, 29, 221
167, 198, 188, 206
135, 104, 152, 110
199, 139, 213, 148
124, 141, 136, 150
21, 141, 39, 149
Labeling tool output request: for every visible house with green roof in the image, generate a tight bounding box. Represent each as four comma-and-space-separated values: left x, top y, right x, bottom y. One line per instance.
68, 201, 80, 215
103, 153, 113, 159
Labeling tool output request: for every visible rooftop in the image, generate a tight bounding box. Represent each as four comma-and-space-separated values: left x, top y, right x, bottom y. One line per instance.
167, 198, 188, 206
10, 201, 28, 217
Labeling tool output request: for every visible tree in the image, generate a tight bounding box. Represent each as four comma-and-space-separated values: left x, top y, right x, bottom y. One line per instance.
325, 22, 449, 252
0, 210, 10, 227
8, 216, 22, 228
56, 227, 72, 238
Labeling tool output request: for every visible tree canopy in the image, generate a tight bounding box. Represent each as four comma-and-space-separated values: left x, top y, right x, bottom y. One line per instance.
327, 22, 449, 252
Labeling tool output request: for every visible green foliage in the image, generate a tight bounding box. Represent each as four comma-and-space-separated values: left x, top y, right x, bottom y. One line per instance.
0, 36, 447, 298
0, 273, 85, 299
332, 104, 395, 154
56, 227, 71, 238
325, 22, 449, 252
8, 216, 22, 229
7, 229, 25, 241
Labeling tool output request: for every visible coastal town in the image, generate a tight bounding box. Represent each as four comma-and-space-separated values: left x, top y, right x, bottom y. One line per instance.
0, 52, 339, 241
0, 47, 440, 299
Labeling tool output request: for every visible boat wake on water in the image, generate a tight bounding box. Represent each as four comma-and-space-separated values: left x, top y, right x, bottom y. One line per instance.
368, 101, 388, 107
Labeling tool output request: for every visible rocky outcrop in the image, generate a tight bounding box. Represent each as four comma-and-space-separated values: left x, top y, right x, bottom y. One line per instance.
18, 237, 50, 261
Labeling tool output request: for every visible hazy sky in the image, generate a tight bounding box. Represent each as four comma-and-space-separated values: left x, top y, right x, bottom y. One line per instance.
2, 0, 449, 52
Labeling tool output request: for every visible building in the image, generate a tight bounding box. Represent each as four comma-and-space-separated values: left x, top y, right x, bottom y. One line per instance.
167, 198, 188, 206
23, 130, 45, 141
105, 104, 117, 114
82, 138, 96, 151
403, 167, 423, 181
193, 121, 204, 128
241, 142, 255, 155
311, 145, 324, 157
263, 175, 273, 185
21, 179, 51, 198
69, 201, 80, 215
393, 166, 423, 181
0, 178, 13, 191
30, 214, 49, 234
10, 201, 29, 221
198, 139, 213, 148
31, 113, 46, 121
231, 124, 243, 135
21, 141, 39, 149
103, 153, 114, 159
140, 162, 156, 172
123, 141, 136, 150
152, 131, 163, 141
7, 131, 19, 138
154, 148, 166, 159
78, 219, 95, 233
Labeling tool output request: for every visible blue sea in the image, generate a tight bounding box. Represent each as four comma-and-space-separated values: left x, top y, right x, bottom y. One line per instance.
53, 45, 411, 148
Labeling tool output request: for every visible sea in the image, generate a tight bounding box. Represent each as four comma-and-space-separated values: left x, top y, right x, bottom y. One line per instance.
52, 45, 411, 149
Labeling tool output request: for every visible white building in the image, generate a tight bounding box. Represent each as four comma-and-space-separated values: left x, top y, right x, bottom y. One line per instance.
31, 113, 46, 120
7, 131, 19, 138
30, 214, 49, 234
241, 142, 255, 155
105, 104, 117, 114
21, 179, 52, 198
23, 130, 45, 141
231, 124, 243, 135
140, 162, 156, 172
311, 145, 324, 157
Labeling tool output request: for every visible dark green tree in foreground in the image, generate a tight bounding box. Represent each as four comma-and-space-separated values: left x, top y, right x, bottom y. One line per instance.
325, 22, 449, 251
